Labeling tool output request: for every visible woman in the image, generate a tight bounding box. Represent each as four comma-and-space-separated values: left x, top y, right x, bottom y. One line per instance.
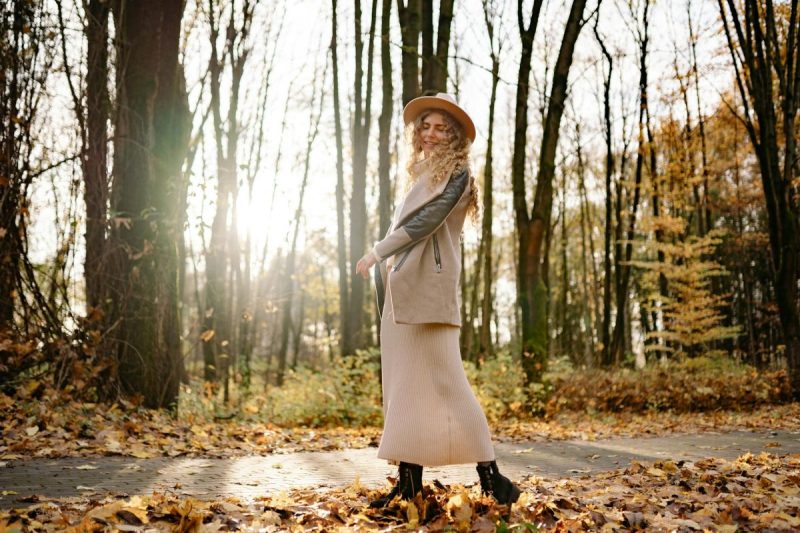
356, 93, 521, 508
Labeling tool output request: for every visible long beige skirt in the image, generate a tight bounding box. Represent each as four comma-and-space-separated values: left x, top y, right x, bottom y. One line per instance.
377, 278, 495, 467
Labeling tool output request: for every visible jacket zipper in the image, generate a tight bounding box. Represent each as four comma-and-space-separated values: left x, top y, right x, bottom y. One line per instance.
432, 235, 442, 273
392, 249, 411, 272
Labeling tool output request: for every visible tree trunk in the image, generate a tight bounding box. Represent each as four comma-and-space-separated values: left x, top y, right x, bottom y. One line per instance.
558, 178, 569, 359
421, 0, 454, 92
575, 123, 597, 362
511, 0, 545, 383
0, 2, 30, 328
687, 0, 712, 234
202, 0, 228, 384
346, 0, 378, 354
593, 20, 614, 367
397, 0, 421, 104
518, 0, 587, 387
277, 66, 326, 385
718, 0, 800, 396
84, 0, 110, 312
478, 0, 502, 358
109, 0, 190, 408
610, 0, 651, 365
378, 0, 393, 256
330, 0, 349, 356
276, 84, 328, 387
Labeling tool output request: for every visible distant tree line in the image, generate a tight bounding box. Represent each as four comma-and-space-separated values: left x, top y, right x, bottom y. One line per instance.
0, 0, 797, 408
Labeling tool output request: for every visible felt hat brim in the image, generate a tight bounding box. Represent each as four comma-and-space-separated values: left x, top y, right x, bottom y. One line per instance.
402, 93, 476, 142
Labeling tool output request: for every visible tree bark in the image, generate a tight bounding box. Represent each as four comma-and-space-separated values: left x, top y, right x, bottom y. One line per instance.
378, 0, 394, 251
511, 0, 545, 383
517, 0, 587, 387
593, 19, 614, 367
421, 0, 454, 92
718, 0, 800, 397
610, 0, 651, 365
0, 1, 30, 328
397, 0, 421, 104
84, 0, 110, 312
330, 0, 350, 356
201, 0, 254, 388
108, 0, 190, 408
688, 0, 712, 234
478, 0, 502, 359
346, 0, 378, 354
278, 69, 326, 385
575, 123, 597, 362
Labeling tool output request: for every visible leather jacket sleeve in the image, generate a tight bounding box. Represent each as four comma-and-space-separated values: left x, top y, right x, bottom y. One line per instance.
373, 169, 469, 261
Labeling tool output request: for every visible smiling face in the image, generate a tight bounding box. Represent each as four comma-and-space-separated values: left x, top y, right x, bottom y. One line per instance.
418, 111, 450, 157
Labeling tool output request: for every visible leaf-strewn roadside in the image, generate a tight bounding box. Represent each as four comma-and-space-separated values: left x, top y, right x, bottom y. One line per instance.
2, 452, 798, 531
2, 385, 799, 460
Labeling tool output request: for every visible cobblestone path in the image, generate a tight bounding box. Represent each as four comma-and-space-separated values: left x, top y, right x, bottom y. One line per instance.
2, 430, 798, 508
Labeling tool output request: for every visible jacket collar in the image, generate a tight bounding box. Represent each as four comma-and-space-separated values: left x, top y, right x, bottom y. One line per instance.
394, 160, 450, 228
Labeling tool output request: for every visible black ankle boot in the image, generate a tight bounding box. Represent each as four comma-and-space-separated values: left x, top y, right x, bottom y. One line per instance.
476, 461, 521, 505
369, 462, 423, 508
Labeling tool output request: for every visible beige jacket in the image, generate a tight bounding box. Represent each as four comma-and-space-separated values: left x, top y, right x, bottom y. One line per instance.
373, 165, 471, 326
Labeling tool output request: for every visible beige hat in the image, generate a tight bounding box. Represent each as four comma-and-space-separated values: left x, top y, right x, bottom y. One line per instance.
403, 92, 476, 142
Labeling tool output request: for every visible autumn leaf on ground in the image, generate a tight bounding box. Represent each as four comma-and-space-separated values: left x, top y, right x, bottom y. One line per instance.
3, 452, 796, 531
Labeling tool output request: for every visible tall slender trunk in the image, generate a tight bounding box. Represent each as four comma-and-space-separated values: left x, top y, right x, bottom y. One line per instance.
378, 0, 393, 253
330, 0, 349, 356
202, 1, 254, 387
277, 69, 326, 385
346, 0, 378, 354
688, 0, 712, 234
673, 49, 704, 237
478, 0, 502, 358
558, 177, 569, 359
575, 123, 596, 360
376, 0, 393, 344
517, 0, 587, 387
645, 73, 667, 349
239, 13, 282, 388
84, 0, 110, 311
511, 0, 545, 382
420, 0, 454, 92
610, 0, 651, 365
594, 20, 614, 367
397, 0, 421, 104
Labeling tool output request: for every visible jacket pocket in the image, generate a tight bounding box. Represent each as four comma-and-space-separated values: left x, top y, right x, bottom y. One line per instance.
392, 248, 412, 272
432, 234, 442, 273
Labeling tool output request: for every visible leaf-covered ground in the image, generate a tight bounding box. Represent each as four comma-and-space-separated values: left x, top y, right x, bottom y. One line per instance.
2, 451, 799, 531
2, 388, 800, 460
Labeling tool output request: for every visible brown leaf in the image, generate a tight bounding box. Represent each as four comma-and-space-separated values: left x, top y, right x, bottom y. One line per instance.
623, 511, 647, 529
115, 509, 143, 525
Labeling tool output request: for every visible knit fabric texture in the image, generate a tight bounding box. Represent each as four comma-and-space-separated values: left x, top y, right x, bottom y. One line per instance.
376, 278, 496, 467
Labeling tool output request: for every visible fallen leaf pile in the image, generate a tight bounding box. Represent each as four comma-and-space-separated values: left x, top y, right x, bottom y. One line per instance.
0, 391, 380, 460
2, 387, 800, 460
547, 365, 790, 414
1, 452, 798, 531
494, 404, 800, 443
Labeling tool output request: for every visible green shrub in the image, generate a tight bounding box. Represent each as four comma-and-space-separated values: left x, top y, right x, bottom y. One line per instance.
465, 352, 530, 423
260, 350, 383, 427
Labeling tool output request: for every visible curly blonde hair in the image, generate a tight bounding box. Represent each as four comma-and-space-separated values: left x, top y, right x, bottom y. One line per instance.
405, 109, 479, 220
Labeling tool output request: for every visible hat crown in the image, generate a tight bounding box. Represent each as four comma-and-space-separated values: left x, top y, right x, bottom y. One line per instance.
435, 92, 457, 105
402, 92, 476, 141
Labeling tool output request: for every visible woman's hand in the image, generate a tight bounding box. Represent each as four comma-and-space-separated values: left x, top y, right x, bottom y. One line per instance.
355, 251, 378, 279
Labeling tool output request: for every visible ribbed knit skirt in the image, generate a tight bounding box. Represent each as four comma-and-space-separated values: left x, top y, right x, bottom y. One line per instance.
377, 278, 495, 467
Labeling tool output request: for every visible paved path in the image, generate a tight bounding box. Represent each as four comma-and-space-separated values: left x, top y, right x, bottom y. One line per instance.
2, 430, 799, 508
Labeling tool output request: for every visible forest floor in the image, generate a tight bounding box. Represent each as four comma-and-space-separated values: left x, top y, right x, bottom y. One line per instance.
2, 397, 800, 531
